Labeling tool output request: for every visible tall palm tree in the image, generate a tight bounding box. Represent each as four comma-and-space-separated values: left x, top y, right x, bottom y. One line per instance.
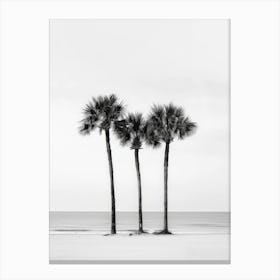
79, 94, 125, 234
114, 113, 146, 234
146, 103, 196, 234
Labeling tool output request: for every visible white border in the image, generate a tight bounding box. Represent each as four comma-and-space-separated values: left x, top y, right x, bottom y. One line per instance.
0, 0, 279, 279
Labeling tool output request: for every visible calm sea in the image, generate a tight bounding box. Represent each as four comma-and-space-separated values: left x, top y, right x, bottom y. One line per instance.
50, 212, 230, 235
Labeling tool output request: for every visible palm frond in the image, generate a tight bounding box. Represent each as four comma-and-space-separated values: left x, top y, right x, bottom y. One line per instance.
108, 94, 118, 106
114, 112, 146, 149
109, 102, 125, 120
79, 123, 92, 135
79, 94, 125, 135
150, 104, 164, 122
144, 120, 161, 148
113, 119, 131, 145
92, 96, 104, 112
127, 112, 143, 133
146, 103, 197, 144
164, 103, 177, 119
131, 135, 142, 149
177, 117, 197, 139
174, 106, 184, 118
79, 101, 99, 135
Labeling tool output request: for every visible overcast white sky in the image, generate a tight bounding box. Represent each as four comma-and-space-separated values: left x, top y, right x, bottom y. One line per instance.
50, 19, 229, 212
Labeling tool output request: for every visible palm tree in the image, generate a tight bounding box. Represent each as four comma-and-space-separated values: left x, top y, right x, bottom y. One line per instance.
146, 103, 196, 234
79, 94, 125, 234
114, 113, 146, 234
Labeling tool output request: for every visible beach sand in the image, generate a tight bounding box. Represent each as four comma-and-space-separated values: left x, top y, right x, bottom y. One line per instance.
49, 232, 230, 264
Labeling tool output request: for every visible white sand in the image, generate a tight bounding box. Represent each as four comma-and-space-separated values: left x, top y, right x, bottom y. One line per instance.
49, 233, 230, 263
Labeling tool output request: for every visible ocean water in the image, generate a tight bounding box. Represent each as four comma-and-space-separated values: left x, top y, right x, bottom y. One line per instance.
50, 211, 230, 235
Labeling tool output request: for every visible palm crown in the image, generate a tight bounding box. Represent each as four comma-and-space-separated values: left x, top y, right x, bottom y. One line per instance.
146, 103, 196, 146
114, 113, 146, 150
79, 94, 125, 135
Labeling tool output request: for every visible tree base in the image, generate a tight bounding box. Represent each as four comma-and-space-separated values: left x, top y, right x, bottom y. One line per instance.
137, 229, 149, 234
153, 229, 173, 235
103, 231, 116, 236
128, 229, 148, 236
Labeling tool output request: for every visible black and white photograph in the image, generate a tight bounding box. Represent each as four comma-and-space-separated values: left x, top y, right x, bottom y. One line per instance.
49, 19, 230, 264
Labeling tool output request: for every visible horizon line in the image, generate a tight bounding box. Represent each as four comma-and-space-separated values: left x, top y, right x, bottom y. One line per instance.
49, 210, 230, 213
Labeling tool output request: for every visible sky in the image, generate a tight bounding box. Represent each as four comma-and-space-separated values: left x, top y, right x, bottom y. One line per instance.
50, 19, 230, 212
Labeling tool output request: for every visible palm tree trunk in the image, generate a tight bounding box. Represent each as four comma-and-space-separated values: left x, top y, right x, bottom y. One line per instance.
105, 129, 116, 234
134, 149, 143, 233
163, 141, 170, 233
